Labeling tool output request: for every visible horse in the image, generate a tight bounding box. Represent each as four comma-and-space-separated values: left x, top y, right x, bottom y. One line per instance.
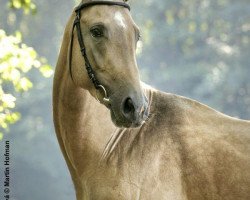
53, 0, 250, 199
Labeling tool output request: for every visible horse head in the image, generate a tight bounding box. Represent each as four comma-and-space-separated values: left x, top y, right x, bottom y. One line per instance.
69, 0, 149, 128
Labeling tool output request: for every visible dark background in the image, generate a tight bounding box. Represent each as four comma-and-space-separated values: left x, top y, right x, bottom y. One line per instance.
0, 0, 249, 199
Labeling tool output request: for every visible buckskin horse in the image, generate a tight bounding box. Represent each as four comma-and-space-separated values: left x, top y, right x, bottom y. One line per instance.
53, 0, 250, 199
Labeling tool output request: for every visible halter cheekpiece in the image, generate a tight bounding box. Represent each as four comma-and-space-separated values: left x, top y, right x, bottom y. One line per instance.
69, 1, 130, 105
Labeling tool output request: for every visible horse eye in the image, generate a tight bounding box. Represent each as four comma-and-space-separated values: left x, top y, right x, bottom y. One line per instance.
90, 27, 103, 38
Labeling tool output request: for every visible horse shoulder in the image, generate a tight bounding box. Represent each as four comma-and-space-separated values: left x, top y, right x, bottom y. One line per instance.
149, 89, 250, 199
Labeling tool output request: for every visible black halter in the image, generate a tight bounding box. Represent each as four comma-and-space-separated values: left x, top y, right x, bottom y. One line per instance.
69, 1, 130, 104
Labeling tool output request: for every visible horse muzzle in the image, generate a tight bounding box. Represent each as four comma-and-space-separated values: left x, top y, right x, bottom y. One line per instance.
109, 94, 149, 128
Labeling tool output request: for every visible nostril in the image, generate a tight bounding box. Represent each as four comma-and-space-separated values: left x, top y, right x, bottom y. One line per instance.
123, 98, 135, 115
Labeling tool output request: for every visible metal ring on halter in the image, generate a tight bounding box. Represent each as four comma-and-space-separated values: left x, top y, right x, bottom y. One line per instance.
95, 85, 110, 105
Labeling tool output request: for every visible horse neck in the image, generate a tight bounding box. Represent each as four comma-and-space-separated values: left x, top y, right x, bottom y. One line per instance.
53, 19, 117, 172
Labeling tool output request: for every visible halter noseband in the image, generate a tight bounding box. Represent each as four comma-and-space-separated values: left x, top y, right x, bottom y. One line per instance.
69, 1, 130, 105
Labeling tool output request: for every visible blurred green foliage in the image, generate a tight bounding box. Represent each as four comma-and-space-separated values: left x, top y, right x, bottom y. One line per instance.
8, 0, 37, 14
0, 0, 52, 140
0, 1, 74, 198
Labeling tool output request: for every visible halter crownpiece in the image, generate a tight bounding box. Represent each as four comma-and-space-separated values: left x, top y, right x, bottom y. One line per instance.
69, 1, 130, 106
75, 1, 130, 12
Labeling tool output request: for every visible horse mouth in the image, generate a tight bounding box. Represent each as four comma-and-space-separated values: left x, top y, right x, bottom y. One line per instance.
110, 108, 133, 128
109, 106, 146, 128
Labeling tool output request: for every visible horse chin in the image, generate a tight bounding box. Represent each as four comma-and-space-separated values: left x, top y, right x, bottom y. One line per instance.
110, 108, 133, 128
110, 108, 143, 128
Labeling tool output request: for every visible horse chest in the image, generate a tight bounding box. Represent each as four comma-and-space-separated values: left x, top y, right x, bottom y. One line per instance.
80, 140, 186, 200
